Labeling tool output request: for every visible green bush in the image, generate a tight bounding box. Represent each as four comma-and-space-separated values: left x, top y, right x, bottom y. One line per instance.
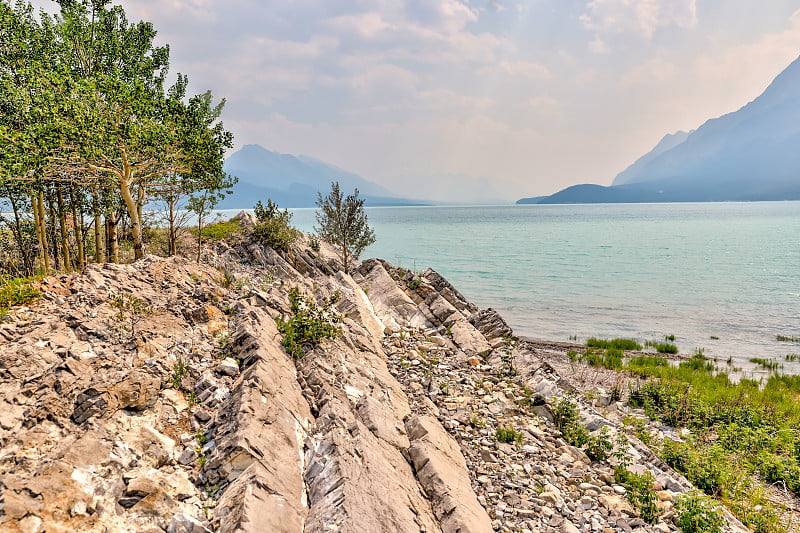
552, 395, 589, 446
0, 276, 41, 316
193, 219, 240, 240
675, 491, 724, 533
495, 425, 524, 445
276, 287, 341, 358
584, 427, 613, 461
252, 200, 299, 253
613, 464, 660, 523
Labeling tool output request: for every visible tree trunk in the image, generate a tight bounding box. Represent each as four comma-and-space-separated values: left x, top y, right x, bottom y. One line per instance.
33, 192, 50, 273
106, 215, 119, 263
195, 206, 204, 263
92, 189, 104, 263
47, 189, 60, 270
55, 186, 73, 271
168, 196, 177, 256
6, 192, 33, 276
70, 185, 86, 270
118, 178, 144, 260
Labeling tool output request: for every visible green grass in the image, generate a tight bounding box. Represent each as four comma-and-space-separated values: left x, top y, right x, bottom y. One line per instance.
193, 219, 240, 240
645, 340, 679, 354
586, 337, 642, 351
776, 334, 799, 342
749, 357, 781, 371
626, 353, 800, 533
0, 276, 41, 316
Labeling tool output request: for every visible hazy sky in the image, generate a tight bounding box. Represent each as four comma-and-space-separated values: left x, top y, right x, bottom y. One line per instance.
30, 1, 800, 202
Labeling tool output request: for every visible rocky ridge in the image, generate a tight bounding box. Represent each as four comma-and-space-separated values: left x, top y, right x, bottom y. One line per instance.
0, 231, 752, 532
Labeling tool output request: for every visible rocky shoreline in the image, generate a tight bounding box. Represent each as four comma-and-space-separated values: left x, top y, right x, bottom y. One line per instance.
0, 231, 755, 532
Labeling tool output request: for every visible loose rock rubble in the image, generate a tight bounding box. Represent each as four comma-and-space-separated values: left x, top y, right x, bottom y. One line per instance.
0, 232, 754, 532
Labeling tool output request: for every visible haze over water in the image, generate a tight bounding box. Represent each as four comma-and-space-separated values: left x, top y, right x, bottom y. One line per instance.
287, 202, 800, 373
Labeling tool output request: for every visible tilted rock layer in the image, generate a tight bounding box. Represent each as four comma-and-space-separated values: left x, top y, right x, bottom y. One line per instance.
0, 238, 750, 533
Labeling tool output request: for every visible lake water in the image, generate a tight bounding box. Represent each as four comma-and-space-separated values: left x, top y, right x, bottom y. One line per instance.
227, 202, 800, 373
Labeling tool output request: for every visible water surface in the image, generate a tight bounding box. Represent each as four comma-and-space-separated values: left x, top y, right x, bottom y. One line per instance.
233, 202, 800, 373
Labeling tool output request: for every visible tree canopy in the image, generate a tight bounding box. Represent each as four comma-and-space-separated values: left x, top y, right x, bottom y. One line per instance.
315, 181, 376, 271
0, 0, 234, 273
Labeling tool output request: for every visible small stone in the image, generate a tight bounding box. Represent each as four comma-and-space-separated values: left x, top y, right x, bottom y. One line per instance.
194, 409, 212, 422
178, 447, 198, 465
168, 513, 212, 533
18, 516, 43, 533
215, 358, 239, 377
468, 356, 480, 366
561, 522, 581, 533
70, 501, 88, 516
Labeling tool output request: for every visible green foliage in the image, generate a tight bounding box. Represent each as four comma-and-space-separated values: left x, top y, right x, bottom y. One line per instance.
109, 292, 152, 337
308, 234, 321, 252
0, 276, 40, 315
0, 0, 234, 268
195, 219, 240, 241
495, 425, 523, 445
626, 351, 800, 532
584, 427, 613, 462
252, 199, 298, 253
776, 334, 799, 342
613, 464, 660, 523
586, 337, 642, 351
552, 395, 589, 446
749, 357, 780, 371
315, 181, 376, 271
170, 355, 189, 389
470, 414, 486, 429
675, 491, 724, 533
644, 341, 678, 354
276, 287, 341, 358
584, 347, 623, 369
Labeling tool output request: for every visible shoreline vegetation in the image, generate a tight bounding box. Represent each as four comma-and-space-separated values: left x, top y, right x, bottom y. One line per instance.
526, 336, 800, 533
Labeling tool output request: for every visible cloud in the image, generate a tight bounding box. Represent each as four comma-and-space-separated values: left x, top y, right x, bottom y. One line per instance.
580, 0, 698, 51
499, 61, 553, 79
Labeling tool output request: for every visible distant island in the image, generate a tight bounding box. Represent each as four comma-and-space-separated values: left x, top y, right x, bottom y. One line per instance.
220, 144, 427, 208
519, 54, 800, 204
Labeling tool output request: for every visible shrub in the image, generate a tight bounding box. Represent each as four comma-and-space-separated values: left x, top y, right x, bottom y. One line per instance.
585, 427, 613, 461
552, 395, 589, 446
194, 219, 240, 241
552, 395, 581, 432
309, 234, 321, 252
276, 287, 340, 358
614, 464, 660, 523
109, 292, 153, 337
675, 491, 724, 533
0, 276, 40, 316
495, 425, 523, 445
252, 199, 298, 253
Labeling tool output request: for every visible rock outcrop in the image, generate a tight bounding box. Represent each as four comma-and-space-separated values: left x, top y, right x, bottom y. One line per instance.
0, 236, 752, 533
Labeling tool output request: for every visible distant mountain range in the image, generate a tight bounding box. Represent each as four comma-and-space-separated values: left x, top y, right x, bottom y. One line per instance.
519, 54, 800, 204
219, 144, 425, 209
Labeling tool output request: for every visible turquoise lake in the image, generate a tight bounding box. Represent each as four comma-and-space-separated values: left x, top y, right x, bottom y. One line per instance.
233, 202, 800, 373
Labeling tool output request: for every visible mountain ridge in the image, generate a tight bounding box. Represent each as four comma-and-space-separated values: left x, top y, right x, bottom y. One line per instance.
520, 54, 800, 204
221, 144, 426, 208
